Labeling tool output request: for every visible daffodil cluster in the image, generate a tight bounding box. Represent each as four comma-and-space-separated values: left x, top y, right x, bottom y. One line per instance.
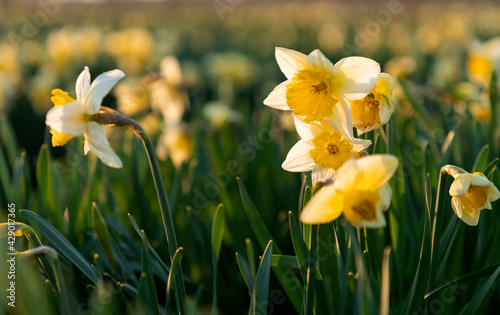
264, 47, 397, 228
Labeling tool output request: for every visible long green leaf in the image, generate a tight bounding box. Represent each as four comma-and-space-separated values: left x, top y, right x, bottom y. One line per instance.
472, 145, 489, 173
137, 231, 160, 315
250, 241, 273, 315
166, 247, 185, 314
460, 266, 500, 314
236, 253, 254, 292
20, 210, 98, 284
211, 204, 225, 315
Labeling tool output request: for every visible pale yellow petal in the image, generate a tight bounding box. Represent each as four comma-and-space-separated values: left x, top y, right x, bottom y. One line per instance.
449, 174, 471, 197
300, 184, 344, 224
263, 80, 291, 110
350, 154, 399, 191
332, 57, 380, 100
275, 47, 308, 79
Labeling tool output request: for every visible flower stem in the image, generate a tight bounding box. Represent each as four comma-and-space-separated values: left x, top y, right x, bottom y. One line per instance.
428, 169, 448, 290
139, 131, 186, 313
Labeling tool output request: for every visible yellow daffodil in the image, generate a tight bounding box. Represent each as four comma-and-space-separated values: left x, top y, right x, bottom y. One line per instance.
283, 116, 371, 184
264, 47, 380, 143
300, 154, 398, 228
350, 73, 395, 135
45, 66, 125, 168
156, 124, 192, 167
467, 37, 500, 86
443, 165, 500, 226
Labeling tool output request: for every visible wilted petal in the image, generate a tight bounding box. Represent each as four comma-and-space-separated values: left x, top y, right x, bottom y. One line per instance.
84, 122, 123, 168
86, 69, 125, 114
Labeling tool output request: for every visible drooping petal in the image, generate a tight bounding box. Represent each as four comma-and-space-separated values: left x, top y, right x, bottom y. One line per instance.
306, 49, 336, 74
45, 101, 86, 136
451, 197, 463, 219
330, 95, 372, 149
76, 66, 91, 103
470, 173, 494, 187
85, 69, 125, 114
351, 154, 399, 192
300, 184, 344, 224
489, 185, 500, 202
282, 140, 315, 172
449, 174, 471, 196
84, 122, 123, 168
293, 115, 322, 142
275, 47, 308, 79
332, 57, 380, 100
263, 79, 291, 110
458, 204, 481, 226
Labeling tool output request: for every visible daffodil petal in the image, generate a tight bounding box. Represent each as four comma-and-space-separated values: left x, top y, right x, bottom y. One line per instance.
282, 140, 315, 172
332, 57, 380, 100
355, 211, 386, 228
263, 80, 291, 110
331, 95, 372, 149
378, 98, 394, 125
449, 174, 471, 196
76, 66, 91, 103
293, 115, 322, 141
451, 197, 462, 218
85, 69, 125, 115
45, 101, 86, 136
351, 154, 399, 191
489, 185, 500, 202
378, 183, 393, 211
306, 49, 336, 74
275, 47, 308, 79
300, 184, 344, 224
84, 122, 123, 168
376, 73, 395, 97
311, 166, 337, 185
470, 173, 493, 187
459, 206, 481, 226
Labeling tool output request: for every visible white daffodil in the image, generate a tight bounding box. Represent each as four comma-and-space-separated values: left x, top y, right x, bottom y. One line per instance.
467, 36, 500, 87
45, 66, 125, 168
300, 154, 399, 228
443, 165, 500, 226
350, 73, 395, 135
263, 47, 380, 143
283, 116, 371, 184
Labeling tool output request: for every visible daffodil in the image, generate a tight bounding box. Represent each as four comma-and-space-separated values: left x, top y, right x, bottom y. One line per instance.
467, 37, 500, 86
443, 165, 500, 226
283, 116, 371, 184
300, 154, 398, 228
45, 66, 125, 168
350, 73, 395, 135
264, 47, 380, 142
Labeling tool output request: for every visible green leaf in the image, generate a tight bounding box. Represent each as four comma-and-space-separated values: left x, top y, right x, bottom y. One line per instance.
20, 210, 98, 284
91, 203, 117, 268
288, 211, 308, 281
236, 252, 254, 292
472, 145, 489, 173
460, 266, 500, 314
166, 247, 185, 313
270, 255, 299, 269
0, 115, 18, 166
304, 225, 318, 315
483, 158, 498, 179
488, 70, 498, 145
250, 241, 273, 315
137, 230, 160, 315
237, 177, 304, 312
211, 204, 225, 315
399, 79, 438, 134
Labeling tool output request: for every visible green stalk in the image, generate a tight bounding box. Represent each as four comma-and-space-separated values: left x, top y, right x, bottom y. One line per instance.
428, 170, 448, 290
304, 224, 317, 315
96, 107, 186, 313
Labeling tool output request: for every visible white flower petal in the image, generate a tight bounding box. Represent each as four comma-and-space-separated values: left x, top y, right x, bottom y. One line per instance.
306, 49, 336, 74
275, 47, 308, 79
263, 79, 291, 110
282, 140, 315, 172
293, 115, 322, 141
45, 101, 86, 136
333, 57, 381, 100
489, 185, 500, 202
449, 174, 471, 196
86, 69, 125, 115
470, 173, 493, 187
76, 66, 91, 103
311, 166, 337, 185
378, 98, 395, 125
84, 122, 123, 168
330, 95, 372, 149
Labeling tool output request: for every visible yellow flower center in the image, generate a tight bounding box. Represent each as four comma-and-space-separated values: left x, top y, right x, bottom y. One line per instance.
458, 184, 489, 213
286, 68, 336, 122
309, 127, 353, 170
351, 93, 382, 128
467, 55, 492, 84
342, 190, 380, 224
49, 89, 77, 147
